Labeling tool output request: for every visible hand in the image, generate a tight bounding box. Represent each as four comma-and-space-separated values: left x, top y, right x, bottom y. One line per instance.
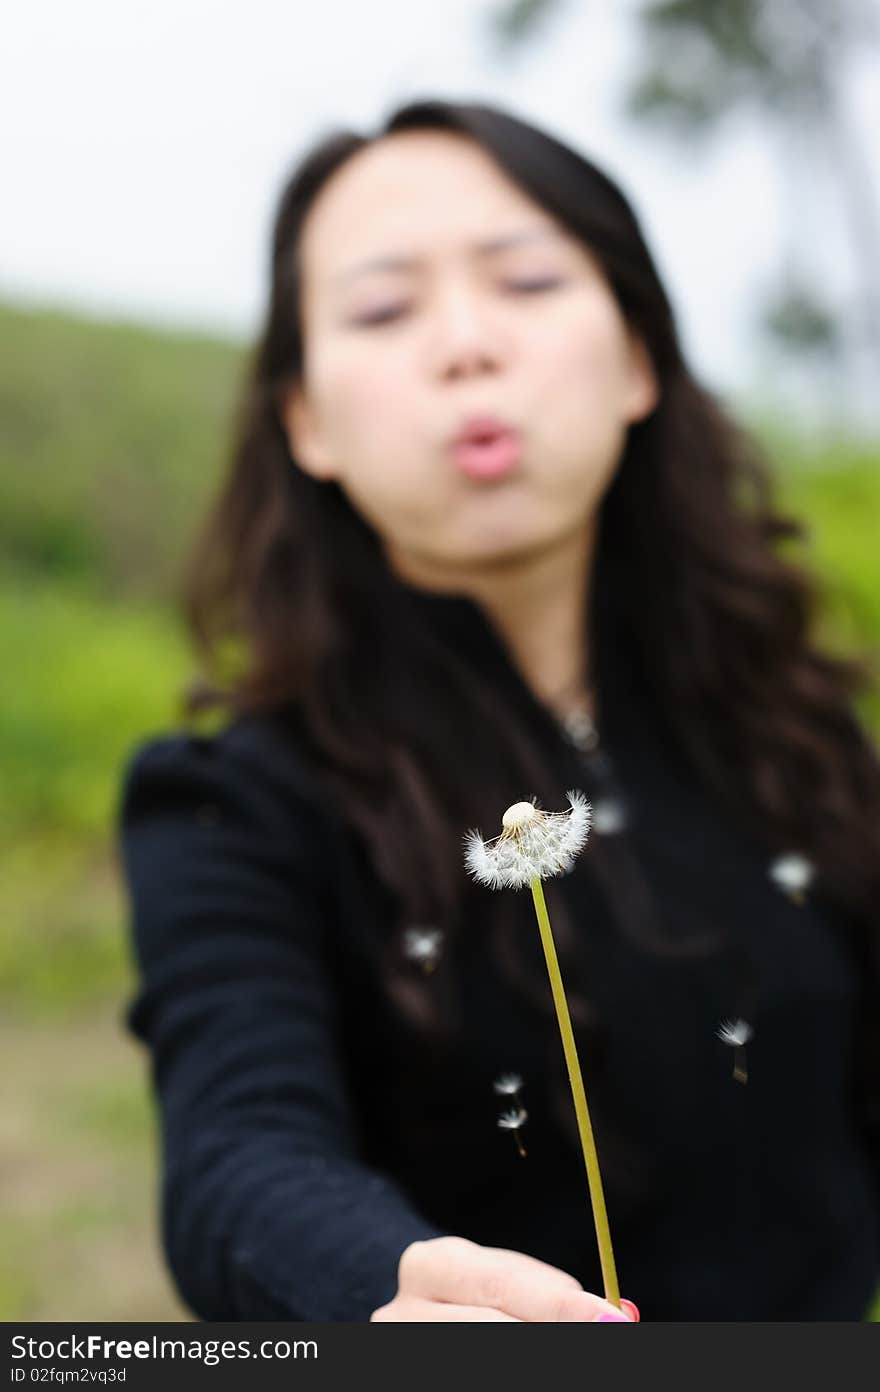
369, 1236, 637, 1322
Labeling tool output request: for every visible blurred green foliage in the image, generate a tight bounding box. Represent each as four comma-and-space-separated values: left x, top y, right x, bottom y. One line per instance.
773, 436, 880, 730
1, 297, 877, 1320
0, 300, 241, 599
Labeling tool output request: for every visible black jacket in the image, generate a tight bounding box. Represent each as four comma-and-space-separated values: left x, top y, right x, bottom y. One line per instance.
116, 582, 880, 1321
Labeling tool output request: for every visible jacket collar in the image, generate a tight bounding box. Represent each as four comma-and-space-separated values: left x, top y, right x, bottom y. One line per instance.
386, 566, 645, 756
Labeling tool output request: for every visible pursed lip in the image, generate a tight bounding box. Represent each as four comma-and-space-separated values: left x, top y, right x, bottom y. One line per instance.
448, 412, 520, 447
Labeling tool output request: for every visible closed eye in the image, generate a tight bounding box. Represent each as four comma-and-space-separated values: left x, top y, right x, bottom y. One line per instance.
507, 277, 565, 293
351, 278, 565, 327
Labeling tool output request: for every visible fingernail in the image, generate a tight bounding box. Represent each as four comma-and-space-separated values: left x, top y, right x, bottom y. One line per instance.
619, 1298, 640, 1322
596, 1312, 630, 1321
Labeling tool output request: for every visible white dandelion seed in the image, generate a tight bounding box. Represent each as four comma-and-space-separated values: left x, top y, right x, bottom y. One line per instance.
493, 1072, 524, 1097
497, 1105, 528, 1129
402, 926, 444, 973
717, 1018, 753, 1084
497, 1105, 528, 1158
769, 852, 814, 903
716, 1019, 753, 1047
463, 791, 592, 890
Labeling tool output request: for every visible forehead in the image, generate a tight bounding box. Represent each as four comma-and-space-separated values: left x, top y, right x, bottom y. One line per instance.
297, 131, 560, 290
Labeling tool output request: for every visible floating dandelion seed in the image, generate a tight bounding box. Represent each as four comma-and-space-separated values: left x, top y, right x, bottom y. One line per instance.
497, 1105, 528, 1158
463, 791, 591, 890
717, 1018, 754, 1084
464, 794, 623, 1310
493, 1072, 524, 1097
716, 1019, 753, 1047
402, 926, 444, 974
769, 853, 814, 905
497, 1105, 528, 1128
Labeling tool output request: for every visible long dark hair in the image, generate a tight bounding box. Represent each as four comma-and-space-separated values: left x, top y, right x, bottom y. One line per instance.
177, 99, 880, 1184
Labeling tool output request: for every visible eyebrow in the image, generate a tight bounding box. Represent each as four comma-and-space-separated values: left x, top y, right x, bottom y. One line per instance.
332, 225, 564, 285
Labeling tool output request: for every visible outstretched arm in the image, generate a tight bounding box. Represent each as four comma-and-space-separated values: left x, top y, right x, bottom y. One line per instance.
117, 729, 448, 1321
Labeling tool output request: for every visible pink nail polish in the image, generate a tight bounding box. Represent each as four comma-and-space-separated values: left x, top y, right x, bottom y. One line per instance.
596, 1312, 630, 1321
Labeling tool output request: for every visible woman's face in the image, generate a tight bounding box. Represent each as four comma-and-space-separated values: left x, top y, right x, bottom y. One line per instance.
283, 130, 658, 582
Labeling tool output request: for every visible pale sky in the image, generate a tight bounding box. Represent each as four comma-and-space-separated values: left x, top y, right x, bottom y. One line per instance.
3, 0, 878, 423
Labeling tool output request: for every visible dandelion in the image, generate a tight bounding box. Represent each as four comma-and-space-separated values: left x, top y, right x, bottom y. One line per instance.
402, 925, 444, 974
768, 852, 814, 905
497, 1105, 528, 1158
464, 792, 623, 1311
493, 1072, 524, 1097
717, 1017, 754, 1084
464, 791, 591, 890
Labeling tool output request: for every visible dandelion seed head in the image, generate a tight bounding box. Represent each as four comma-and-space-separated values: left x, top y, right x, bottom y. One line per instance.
464, 790, 592, 889
502, 801, 540, 832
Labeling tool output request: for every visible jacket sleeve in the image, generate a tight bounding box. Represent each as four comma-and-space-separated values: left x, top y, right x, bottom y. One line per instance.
116, 728, 448, 1322
853, 910, 880, 1231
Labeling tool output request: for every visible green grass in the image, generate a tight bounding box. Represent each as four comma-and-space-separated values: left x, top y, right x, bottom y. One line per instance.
778, 445, 880, 641
0, 577, 194, 1019
0, 575, 191, 841
1, 1011, 189, 1321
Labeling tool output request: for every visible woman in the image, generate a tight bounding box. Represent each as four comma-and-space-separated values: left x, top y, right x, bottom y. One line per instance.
117, 98, 880, 1322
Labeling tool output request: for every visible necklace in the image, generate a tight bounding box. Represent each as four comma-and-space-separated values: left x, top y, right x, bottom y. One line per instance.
545, 664, 599, 753
558, 698, 600, 754
554, 696, 623, 832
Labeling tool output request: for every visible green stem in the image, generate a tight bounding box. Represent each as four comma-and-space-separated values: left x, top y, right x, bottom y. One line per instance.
529, 876, 620, 1309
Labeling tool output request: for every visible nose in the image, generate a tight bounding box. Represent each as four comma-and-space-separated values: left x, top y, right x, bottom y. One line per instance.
430, 284, 505, 381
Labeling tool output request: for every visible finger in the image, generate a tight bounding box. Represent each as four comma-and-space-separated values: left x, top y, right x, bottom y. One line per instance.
481, 1247, 584, 1290
403, 1237, 583, 1300
402, 1237, 620, 1321
372, 1297, 521, 1322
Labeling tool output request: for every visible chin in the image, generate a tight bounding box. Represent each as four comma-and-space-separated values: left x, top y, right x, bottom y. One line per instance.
458, 511, 563, 560
448, 532, 548, 570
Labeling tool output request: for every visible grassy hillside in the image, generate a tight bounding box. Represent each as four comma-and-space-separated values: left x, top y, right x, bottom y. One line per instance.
0, 299, 242, 598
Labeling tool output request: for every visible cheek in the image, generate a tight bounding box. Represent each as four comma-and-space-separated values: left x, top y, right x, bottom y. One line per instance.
313, 344, 418, 464
530, 299, 633, 457
539, 295, 630, 401
308, 346, 436, 531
